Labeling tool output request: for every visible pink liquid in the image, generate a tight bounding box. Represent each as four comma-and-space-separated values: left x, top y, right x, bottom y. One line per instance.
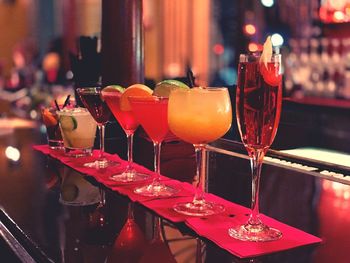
129, 97, 168, 143
103, 93, 139, 133
236, 61, 282, 151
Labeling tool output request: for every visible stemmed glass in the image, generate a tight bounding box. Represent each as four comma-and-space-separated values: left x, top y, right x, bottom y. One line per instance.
168, 88, 232, 216
228, 53, 283, 241
102, 90, 149, 182
77, 87, 117, 168
129, 96, 178, 196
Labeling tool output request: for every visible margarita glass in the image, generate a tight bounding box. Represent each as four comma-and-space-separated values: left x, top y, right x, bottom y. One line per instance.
168, 87, 232, 216
129, 96, 178, 197
77, 87, 117, 168
102, 89, 149, 182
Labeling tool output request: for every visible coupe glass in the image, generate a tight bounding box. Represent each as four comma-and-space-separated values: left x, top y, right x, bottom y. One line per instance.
168, 87, 232, 216
77, 87, 118, 168
129, 96, 178, 197
102, 90, 149, 182
228, 53, 283, 241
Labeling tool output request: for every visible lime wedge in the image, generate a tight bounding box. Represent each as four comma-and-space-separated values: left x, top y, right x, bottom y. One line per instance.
59, 116, 77, 131
103, 85, 125, 93
153, 80, 190, 97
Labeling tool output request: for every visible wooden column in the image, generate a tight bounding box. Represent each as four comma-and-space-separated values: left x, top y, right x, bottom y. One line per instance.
101, 0, 144, 87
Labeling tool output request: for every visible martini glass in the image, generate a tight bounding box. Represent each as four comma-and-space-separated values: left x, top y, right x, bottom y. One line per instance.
129, 96, 178, 197
102, 90, 149, 182
228, 53, 283, 241
168, 87, 232, 216
77, 87, 118, 168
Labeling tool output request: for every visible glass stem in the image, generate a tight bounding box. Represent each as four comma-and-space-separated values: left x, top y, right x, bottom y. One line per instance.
248, 148, 265, 225
193, 144, 206, 204
126, 132, 134, 167
153, 216, 162, 241
98, 124, 105, 159
127, 202, 134, 220
153, 141, 161, 185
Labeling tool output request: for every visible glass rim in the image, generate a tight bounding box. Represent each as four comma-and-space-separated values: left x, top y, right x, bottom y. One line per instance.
76, 87, 101, 93
239, 53, 281, 63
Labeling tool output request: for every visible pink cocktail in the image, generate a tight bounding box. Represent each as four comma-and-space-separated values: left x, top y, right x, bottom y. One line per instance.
129, 96, 178, 197
102, 90, 149, 182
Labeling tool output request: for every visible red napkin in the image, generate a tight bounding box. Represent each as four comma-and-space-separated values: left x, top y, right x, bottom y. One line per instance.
185, 197, 322, 258
33, 144, 322, 257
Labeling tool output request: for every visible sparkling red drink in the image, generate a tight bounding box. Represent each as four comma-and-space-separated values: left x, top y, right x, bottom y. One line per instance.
236, 59, 282, 152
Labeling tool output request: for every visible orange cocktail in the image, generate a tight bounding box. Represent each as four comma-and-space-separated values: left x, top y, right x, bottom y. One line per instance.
168, 87, 232, 216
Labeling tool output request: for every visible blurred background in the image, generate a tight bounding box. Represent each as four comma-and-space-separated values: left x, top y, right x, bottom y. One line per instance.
1, 0, 350, 152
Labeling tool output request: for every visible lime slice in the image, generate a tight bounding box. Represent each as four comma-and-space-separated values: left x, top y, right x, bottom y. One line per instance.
153, 80, 190, 97
103, 85, 125, 93
120, 84, 153, 111
59, 116, 77, 131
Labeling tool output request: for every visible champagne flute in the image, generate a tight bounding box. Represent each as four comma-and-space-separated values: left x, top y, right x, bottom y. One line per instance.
77, 87, 118, 168
168, 87, 232, 216
228, 53, 283, 241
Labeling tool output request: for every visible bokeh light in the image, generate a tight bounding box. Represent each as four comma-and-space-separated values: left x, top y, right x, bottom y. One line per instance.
5, 146, 21, 162
271, 33, 284, 46
261, 0, 274, 8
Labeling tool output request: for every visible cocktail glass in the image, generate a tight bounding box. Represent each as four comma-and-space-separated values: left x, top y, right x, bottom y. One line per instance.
228, 53, 283, 241
102, 90, 149, 182
129, 96, 178, 197
77, 87, 118, 168
168, 87, 232, 216
57, 107, 97, 157
41, 106, 63, 149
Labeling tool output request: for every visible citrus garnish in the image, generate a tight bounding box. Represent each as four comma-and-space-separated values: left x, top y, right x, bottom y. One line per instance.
59, 115, 78, 131
260, 36, 272, 67
153, 80, 190, 97
120, 84, 153, 111
42, 109, 57, 126
259, 36, 281, 86
103, 85, 125, 93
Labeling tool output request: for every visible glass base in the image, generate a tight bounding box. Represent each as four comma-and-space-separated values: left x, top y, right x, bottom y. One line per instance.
173, 200, 225, 216
134, 182, 179, 197
83, 158, 120, 169
110, 169, 150, 183
64, 147, 92, 157
228, 223, 282, 242
48, 139, 64, 150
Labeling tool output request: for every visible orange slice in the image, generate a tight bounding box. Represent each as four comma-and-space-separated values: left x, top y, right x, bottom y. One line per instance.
120, 84, 153, 111
42, 109, 57, 126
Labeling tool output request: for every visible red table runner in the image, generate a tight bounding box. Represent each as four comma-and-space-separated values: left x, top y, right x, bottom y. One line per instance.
33, 144, 322, 258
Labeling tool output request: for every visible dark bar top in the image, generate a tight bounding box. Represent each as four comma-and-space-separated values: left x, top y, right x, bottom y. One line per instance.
1, 120, 350, 263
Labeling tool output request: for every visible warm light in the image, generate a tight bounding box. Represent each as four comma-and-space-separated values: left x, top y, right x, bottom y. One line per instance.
248, 42, 262, 52
261, 0, 274, 8
213, 44, 224, 55
5, 146, 20, 162
30, 110, 37, 120
244, 24, 256, 35
166, 63, 181, 77
271, 33, 284, 47
333, 11, 345, 21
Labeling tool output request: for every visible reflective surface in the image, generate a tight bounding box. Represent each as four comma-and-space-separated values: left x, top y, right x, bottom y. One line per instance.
1, 118, 350, 263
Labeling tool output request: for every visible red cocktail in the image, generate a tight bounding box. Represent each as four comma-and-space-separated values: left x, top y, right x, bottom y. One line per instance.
102, 84, 152, 182
129, 96, 178, 197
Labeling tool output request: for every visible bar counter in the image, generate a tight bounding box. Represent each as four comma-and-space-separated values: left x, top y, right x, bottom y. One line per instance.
0, 117, 349, 263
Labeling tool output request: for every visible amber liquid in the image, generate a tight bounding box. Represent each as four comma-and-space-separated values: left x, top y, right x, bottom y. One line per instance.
236, 61, 282, 151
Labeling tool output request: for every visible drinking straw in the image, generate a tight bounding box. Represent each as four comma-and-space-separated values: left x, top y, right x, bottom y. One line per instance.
186, 66, 195, 88
62, 95, 71, 108
54, 100, 60, 111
